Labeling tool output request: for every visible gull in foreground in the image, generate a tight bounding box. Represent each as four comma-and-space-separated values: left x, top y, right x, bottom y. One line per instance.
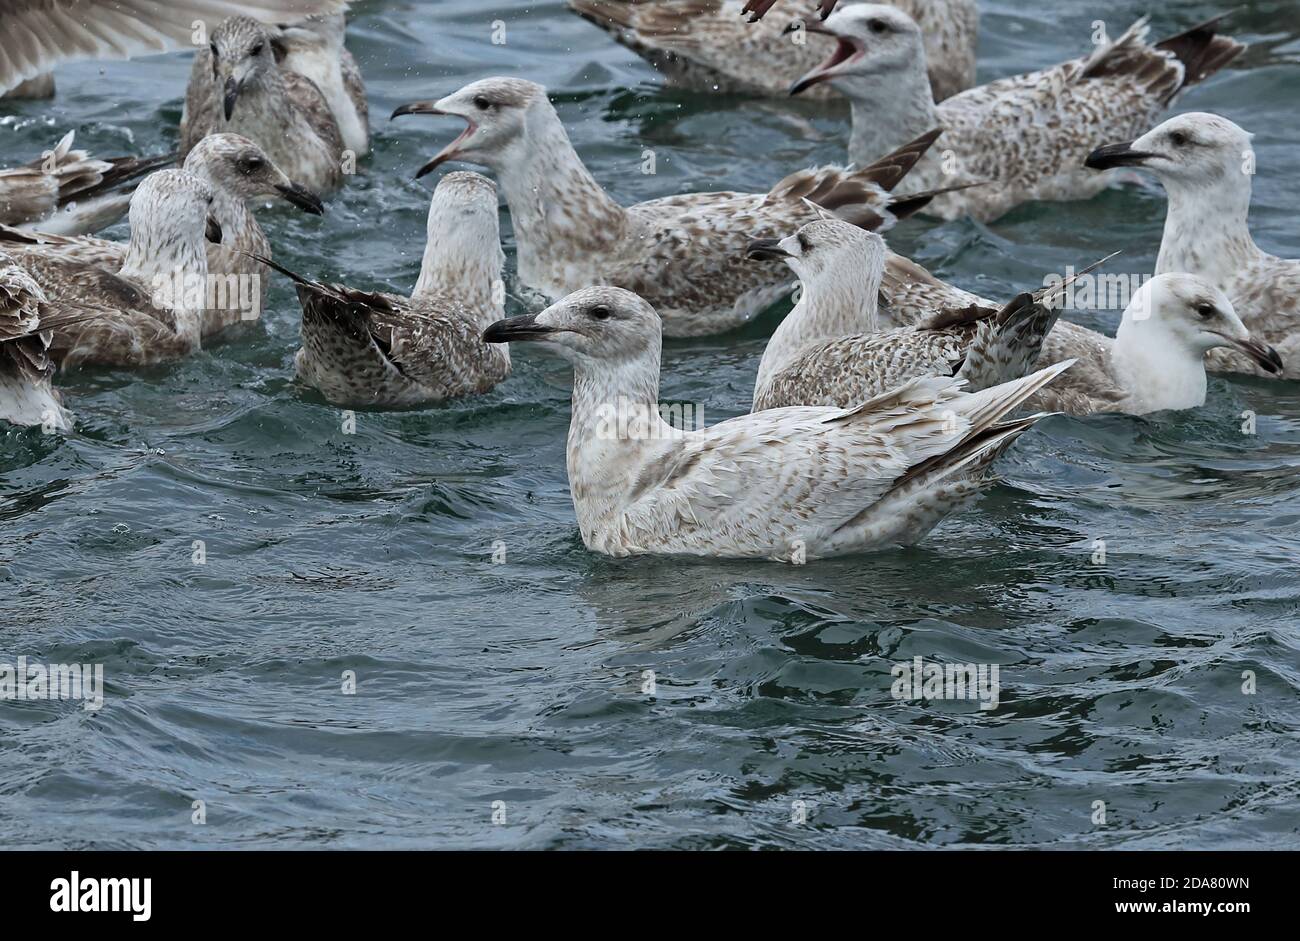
0, 253, 84, 431
790, 4, 1244, 222
0, 0, 348, 95
0, 131, 175, 236
260, 172, 510, 409
273, 13, 370, 157
0, 170, 222, 369
568, 0, 977, 102
482, 285, 1072, 561
3, 136, 323, 342
1086, 112, 1300, 379
747, 220, 1074, 410
393, 77, 952, 337
181, 16, 346, 195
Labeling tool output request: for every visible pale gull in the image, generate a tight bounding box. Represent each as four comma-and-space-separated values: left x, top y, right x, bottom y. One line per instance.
482, 284, 1073, 561
273, 13, 370, 156
393, 77, 952, 337
568, 0, 977, 102
1086, 112, 1300, 379
789, 4, 1244, 222
261, 172, 510, 409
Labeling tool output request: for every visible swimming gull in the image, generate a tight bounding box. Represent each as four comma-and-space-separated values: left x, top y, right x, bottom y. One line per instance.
1086, 112, 1300, 379
0, 0, 348, 95
789, 4, 1245, 222
0, 252, 82, 430
0, 131, 175, 236
482, 284, 1074, 561
273, 13, 369, 156
568, 0, 977, 102
260, 171, 510, 408
393, 77, 954, 337
0, 170, 222, 369
181, 15, 346, 195
747, 220, 1085, 410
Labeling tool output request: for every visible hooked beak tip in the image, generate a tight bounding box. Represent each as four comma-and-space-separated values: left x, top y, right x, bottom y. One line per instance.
391, 101, 442, 120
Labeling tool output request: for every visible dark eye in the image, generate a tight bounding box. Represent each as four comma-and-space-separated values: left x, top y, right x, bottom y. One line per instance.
797, 233, 811, 252
1169, 131, 1190, 147
589, 305, 611, 320
1196, 303, 1217, 319
869, 19, 889, 33
250, 42, 265, 56
240, 155, 265, 173
473, 95, 493, 111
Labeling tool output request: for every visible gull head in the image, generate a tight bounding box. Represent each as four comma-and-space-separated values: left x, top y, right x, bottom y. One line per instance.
1085, 113, 1255, 189
1122, 273, 1282, 374
789, 3, 924, 97
416, 171, 505, 296
482, 286, 660, 366
129, 170, 223, 247
747, 219, 883, 284
182, 134, 324, 215
208, 16, 277, 121
392, 78, 550, 178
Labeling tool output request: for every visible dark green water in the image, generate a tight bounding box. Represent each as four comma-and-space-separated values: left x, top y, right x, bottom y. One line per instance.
1, 0, 1298, 848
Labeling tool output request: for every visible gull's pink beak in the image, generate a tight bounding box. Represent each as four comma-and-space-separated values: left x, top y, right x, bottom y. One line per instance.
392, 101, 477, 178
789, 32, 864, 96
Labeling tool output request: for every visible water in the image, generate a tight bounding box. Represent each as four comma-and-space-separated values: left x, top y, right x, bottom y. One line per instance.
2, 0, 1299, 849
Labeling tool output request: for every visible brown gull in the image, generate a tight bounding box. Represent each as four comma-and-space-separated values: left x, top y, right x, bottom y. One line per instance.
1085, 112, 1300, 380
0, 252, 86, 430
260, 172, 510, 409
0, 0, 348, 95
1, 136, 323, 343
747, 219, 1077, 411
482, 285, 1073, 560
0, 170, 222, 370
568, 0, 977, 102
273, 13, 369, 157
789, 4, 1244, 222
181, 15, 346, 195
0, 131, 175, 236
393, 77, 953, 338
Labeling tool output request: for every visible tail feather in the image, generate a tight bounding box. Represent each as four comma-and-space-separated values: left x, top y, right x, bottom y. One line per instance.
1156, 12, 1247, 89
956, 292, 1061, 392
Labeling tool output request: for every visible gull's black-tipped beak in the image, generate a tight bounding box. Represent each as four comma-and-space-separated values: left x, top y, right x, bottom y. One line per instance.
746, 237, 791, 262
223, 77, 241, 120
275, 182, 325, 215
391, 101, 443, 120
206, 214, 223, 245
1218, 333, 1284, 374
1085, 140, 1158, 171
483, 314, 560, 344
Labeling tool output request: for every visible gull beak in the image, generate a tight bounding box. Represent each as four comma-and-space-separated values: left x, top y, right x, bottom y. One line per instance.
205, 214, 223, 245
483, 314, 560, 344
789, 31, 863, 96
1215, 332, 1284, 374
223, 77, 241, 120
1085, 140, 1158, 171
274, 181, 325, 215
746, 237, 792, 261
392, 101, 475, 178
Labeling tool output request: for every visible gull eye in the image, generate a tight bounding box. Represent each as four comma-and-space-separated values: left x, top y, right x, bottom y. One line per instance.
1169, 131, 1190, 147
797, 233, 811, 252
241, 155, 265, 173
473, 95, 493, 111
250, 42, 265, 56
1195, 302, 1217, 319
589, 305, 612, 320
868, 19, 889, 33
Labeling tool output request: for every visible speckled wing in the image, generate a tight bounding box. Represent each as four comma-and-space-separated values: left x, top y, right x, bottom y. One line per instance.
0, 260, 52, 386
283, 69, 345, 158
181, 47, 221, 156
1213, 256, 1300, 378
0, 223, 124, 270
370, 297, 509, 398
0, 0, 350, 94
880, 250, 993, 327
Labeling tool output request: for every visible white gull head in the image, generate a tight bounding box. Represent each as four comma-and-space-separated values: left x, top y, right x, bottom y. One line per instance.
1112, 273, 1281, 413
790, 3, 927, 97
412, 171, 506, 324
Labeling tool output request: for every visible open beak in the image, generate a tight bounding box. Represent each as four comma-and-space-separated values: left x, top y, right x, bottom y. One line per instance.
274, 182, 325, 215
1085, 140, 1159, 171
482, 314, 560, 344
223, 77, 241, 120
206, 214, 223, 245
789, 32, 863, 96
392, 101, 476, 178
746, 237, 792, 262
1216, 332, 1284, 374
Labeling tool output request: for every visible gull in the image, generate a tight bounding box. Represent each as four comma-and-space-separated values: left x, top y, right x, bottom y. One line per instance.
393, 77, 953, 337
1085, 112, 1300, 379
0, 131, 175, 236
747, 219, 1071, 410
568, 0, 977, 102
0, 170, 222, 369
273, 13, 369, 156
181, 15, 345, 195
1, 135, 323, 342
482, 285, 1073, 561
0, 0, 349, 95
259, 172, 510, 409
0, 252, 80, 430
789, 4, 1244, 222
